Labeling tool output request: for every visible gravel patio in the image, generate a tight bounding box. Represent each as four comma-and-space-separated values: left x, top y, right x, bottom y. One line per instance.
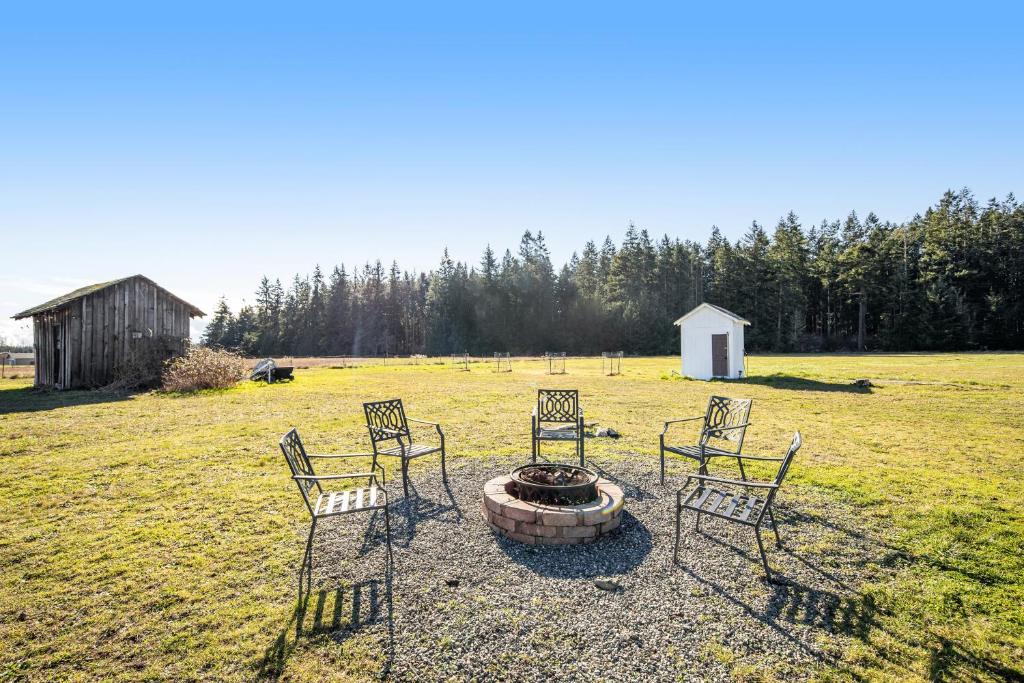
262, 457, 885, 681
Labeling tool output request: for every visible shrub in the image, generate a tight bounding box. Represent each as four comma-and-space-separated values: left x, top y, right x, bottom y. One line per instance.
108, 335, 186, 390
161, 346, 247, 392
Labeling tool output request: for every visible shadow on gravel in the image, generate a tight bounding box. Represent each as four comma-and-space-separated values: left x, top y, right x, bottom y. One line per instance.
587, 459, 659, 502
387, 478, 463, 549
257, 524, 395, 680
496, 510, 653, 578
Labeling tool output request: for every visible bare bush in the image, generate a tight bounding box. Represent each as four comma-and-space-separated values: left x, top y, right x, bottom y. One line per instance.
108, 335, 186, 390
161, 346, 247, 392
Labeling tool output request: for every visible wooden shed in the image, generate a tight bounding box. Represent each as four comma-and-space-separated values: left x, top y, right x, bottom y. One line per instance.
673, 303, 750, 380
12, 275, 204, 389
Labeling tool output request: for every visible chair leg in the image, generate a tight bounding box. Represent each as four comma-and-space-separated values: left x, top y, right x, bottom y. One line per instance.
401, 459, 410, 497
755, 524, 772, 581
659, 440, 666, 485
694, 509, 701, 532
767, 507, 782, 547
737, 457, 747, 481
440, 446, 448, 483
673, 491, 682, 563
305, 518, 318, 577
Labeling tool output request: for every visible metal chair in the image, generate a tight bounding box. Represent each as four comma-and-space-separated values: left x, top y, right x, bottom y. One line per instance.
279, 428, 391, 573
363, 398, 447, 497
674, 432, 802, 581
659, 396, 752, 484
532, 389, 585, 467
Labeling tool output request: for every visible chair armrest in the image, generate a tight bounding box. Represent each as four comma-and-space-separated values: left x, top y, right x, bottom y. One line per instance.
684, 473, 778, 489
662, 415, 703, 436
293, 473, 378, 481
408, 417, 444, 439
706, 422, 751, 435
729, 453, 784, 462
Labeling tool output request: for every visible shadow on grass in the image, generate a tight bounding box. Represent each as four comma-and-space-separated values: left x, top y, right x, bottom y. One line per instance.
0, 386, 133, 415
676, 507, 1023, 681
729, 374, 873, 393
257, 518, 395, 680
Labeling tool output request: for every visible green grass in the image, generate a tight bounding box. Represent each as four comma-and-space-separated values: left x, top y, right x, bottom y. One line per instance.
1, 353, 1022, 681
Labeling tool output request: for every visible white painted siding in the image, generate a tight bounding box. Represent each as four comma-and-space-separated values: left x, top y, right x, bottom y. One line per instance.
676, 304, 747, 380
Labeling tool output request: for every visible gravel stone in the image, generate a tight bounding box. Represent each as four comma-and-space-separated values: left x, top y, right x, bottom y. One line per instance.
302, 457, 884, 681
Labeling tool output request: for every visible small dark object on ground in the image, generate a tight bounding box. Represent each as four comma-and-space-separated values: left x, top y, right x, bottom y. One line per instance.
594, 579, 622, 592
445, 579, 460, 588
596, 427, 620, 438
853, 378, 873, 387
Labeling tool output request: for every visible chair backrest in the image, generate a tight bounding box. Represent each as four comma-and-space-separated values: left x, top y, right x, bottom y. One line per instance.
280, 428, 319, 514
701, 396, 752, 454
537, 389, 579, 423
773, 431, 802, 486
364, 398, 411, 446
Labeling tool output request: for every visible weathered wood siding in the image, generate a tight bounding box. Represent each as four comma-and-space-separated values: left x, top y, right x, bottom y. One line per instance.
32, 276, 193, 389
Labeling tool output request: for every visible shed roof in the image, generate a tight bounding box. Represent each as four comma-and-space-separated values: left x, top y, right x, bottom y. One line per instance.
12, 275, 205, 320
673, 302, 751, 326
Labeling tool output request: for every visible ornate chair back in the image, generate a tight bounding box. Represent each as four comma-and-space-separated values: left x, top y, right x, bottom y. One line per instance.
537, 389, 579, 424
363, 399, 412, 449
701, 396, 752, 454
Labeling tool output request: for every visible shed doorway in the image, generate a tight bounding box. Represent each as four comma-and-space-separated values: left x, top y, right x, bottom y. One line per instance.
52, 325, 63, 387
711, 333, 728, 377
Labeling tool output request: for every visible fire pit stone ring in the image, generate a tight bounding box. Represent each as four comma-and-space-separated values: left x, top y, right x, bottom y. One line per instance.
482, 464, 624, 545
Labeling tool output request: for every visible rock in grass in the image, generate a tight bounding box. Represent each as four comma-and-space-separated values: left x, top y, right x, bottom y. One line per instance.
594, 578, 622, 592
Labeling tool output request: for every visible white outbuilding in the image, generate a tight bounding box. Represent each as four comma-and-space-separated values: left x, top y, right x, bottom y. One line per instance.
673, 303, 750, 380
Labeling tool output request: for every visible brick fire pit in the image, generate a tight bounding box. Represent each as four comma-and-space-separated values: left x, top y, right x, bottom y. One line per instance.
481, 472, 624, 545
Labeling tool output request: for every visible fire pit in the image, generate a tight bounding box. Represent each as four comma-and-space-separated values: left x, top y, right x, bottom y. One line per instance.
482, 463, 624, 545
509, 463, 599, 505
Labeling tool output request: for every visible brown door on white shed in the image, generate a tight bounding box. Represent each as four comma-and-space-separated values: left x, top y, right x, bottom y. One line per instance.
711, 334, 728, 376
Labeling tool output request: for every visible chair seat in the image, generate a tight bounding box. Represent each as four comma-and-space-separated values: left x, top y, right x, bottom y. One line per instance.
377, 442, 441, 458
534, 428, 581, 441
680, 485, 763, 523
663, 444, 739, 460
314, 485, 386, 517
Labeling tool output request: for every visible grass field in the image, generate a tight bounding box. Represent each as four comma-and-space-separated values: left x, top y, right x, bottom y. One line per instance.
1, 354, 1022, 681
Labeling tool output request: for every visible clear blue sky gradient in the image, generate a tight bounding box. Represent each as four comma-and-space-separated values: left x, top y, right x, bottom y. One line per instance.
2, 1, 1022, 343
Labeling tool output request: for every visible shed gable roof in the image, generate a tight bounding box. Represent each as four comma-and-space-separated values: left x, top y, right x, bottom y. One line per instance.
12, 275, 205, 320
673, 302, 750, 326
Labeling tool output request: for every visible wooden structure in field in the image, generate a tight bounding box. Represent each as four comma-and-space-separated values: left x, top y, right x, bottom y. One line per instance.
602, 351, 623, 376
12, 275, 204, 389
494, 352, 512, 372
545, 352, 566, 375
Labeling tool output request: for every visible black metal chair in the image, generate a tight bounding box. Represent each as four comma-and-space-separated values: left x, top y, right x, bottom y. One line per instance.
363, 398, 447, 497
279, 428, 391, 574
659, 396, 752, 484
674, 432, 802, 582
531, 389, 585, 467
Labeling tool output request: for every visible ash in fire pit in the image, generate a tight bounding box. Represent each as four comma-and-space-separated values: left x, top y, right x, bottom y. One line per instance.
509, 463, 599, 505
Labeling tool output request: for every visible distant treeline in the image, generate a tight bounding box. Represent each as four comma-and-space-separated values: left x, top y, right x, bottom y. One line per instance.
203, 189, 1024, 355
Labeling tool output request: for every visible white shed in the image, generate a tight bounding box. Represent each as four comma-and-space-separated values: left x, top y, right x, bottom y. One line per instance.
673, 303, 750, 380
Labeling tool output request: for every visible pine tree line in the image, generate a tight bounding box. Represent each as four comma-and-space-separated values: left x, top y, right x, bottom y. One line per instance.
203, 189, 1024, 355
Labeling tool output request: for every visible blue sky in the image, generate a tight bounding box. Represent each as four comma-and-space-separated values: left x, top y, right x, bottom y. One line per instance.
2, 1, 1022, 343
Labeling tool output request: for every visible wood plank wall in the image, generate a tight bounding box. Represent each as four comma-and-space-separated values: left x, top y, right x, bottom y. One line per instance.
32, 276, 193, 389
